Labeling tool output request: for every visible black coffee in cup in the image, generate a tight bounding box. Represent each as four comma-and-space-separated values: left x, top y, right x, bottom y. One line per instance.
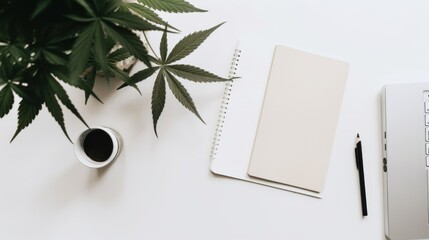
75, 126, 121, 168
83, 129, 114, 162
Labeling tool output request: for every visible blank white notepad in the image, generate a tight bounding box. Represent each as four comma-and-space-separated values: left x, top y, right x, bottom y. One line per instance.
248, 45, 349, 193
210, 41, 349, 197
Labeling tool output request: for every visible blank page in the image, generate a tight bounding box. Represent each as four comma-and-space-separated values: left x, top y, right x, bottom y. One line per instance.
210, 41, 320, 197
248, 45, 349, 193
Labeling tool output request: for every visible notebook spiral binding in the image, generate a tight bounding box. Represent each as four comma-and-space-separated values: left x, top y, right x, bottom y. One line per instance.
210, 48, 242, 160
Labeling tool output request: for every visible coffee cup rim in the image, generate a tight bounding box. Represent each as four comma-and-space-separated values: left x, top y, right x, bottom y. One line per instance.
75, 126, 121, 168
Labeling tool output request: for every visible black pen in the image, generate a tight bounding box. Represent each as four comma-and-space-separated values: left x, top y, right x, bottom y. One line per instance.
355, 133, 368, 217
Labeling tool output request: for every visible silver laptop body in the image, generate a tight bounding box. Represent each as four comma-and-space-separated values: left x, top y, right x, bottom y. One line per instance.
382, 83, 429, 240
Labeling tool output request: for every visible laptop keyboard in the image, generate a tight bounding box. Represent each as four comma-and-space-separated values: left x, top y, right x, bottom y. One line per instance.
425, 91, 429, 167
425, 91, 429, 224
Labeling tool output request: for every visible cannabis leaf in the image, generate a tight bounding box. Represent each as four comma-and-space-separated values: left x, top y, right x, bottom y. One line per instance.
125, 3, 179, 31
69, 23, 97, 83
68, 0, 157, 83
47, 75, 88, 130
44, 85, 71, 141
0, 84, 14, 118
10, 99, 43, 143
151, 71, 166, 137
160, 25, 168, 62
121, 23, 231, 136
137, 0, 206, 13
0, 0, 230, 142
166, 65, 231, 83
166, 23, 224, 63
31, 0, 54, 19
165, 70, 204, 123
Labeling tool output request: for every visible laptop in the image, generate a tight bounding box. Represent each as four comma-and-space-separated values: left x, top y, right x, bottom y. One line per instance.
382, 83, 429, 240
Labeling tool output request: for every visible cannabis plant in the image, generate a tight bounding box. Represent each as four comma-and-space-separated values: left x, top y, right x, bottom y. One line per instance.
0, 0, 230, 141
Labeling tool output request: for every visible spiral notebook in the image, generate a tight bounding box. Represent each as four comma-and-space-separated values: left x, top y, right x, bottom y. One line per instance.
210, 40, 349, 197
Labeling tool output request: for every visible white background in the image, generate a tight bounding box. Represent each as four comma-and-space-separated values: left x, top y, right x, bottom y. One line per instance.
1, 0, 429, 239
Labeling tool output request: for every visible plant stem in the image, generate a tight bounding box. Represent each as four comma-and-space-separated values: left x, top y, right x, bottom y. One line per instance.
143, 31, 160, 61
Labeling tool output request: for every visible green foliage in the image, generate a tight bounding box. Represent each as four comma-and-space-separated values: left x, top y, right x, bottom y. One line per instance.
0, 84, 14, 118
120, 25, 231, 135
0, 0, 231, 141
137, 0, 206, 13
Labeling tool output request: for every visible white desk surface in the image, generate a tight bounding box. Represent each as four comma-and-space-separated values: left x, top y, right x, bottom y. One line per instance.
1, 0, 428, 239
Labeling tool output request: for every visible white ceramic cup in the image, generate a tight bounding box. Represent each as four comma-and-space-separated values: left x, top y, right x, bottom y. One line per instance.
75, 126, 122, 168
